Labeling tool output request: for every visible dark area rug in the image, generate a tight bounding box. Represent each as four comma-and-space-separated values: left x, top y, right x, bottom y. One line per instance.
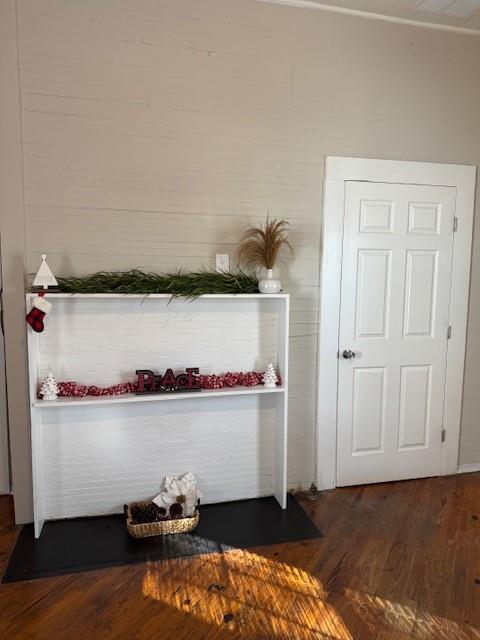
2, 495, 321, 583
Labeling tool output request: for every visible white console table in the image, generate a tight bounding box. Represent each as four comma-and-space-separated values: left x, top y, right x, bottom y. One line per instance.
27, 293, 289, 538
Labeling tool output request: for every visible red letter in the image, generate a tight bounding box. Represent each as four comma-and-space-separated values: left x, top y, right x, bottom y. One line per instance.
162, 368, 176, 388
136, 369, 155, 393
186, 367, 200, 389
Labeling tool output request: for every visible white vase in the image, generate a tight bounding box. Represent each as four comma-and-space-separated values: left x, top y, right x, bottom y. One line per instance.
258, 268, 281, 294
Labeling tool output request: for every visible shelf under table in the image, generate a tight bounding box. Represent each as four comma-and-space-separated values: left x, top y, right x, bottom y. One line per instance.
33, 385, 286, 408
28, 292, 290, 537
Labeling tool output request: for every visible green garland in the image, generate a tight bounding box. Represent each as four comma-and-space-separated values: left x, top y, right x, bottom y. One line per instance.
49, 269, 259, 297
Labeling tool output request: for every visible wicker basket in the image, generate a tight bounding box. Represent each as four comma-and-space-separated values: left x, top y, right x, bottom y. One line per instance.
125, 500, 200, 538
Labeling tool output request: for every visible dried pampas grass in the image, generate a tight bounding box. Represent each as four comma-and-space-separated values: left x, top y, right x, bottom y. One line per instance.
237, 216, 293, 271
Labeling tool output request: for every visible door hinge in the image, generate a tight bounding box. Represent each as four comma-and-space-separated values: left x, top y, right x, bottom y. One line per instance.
447, 325, 452, 340
453, 217, 458, 232
441, 428, 446, 443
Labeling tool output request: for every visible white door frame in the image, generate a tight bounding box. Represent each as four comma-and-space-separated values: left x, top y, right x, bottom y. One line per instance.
316, 157, 477, 491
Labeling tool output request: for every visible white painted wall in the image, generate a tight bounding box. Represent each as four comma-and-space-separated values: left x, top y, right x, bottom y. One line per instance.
3, 0, 480, 520
0, 0, 31, 522
0, 258, 11, 495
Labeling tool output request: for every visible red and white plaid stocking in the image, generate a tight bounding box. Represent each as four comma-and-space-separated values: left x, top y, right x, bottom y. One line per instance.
26, 293, 52, 333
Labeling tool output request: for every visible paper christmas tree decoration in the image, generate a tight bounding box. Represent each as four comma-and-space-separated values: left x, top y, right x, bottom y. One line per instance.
40, 372, 59, 401
33, 254, 58, 290
263, 363, 278, 388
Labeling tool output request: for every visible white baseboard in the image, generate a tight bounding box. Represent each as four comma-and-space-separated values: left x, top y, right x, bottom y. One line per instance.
457, 463, 480, 475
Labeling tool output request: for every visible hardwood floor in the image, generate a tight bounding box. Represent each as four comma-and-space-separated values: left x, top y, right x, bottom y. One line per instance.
1, 473, 480, 639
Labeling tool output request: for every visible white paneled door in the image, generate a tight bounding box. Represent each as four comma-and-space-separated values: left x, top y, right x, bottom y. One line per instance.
337, 181, 456, 486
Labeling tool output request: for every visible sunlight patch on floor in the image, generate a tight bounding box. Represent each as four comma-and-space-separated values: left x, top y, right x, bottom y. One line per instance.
142, 547, 353, 640
142, 546, 479, 639
345, 589, 480, 640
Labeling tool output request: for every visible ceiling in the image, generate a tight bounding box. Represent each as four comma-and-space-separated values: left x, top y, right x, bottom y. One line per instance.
280, 0, 480, 31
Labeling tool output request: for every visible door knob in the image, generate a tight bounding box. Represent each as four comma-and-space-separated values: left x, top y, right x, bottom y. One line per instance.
342, 349, 356, 359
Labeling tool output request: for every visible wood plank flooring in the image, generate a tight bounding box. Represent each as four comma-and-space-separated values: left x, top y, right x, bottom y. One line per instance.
1, 473, 480, 639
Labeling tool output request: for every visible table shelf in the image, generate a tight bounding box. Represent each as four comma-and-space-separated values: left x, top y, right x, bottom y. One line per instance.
27, 293, 289, 538
33, 385, 286, 408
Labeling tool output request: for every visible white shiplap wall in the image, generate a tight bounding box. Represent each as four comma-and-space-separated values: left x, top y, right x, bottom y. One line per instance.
41, 398, 276, 519
15, 0, 480, 491
36, 297, 280, 383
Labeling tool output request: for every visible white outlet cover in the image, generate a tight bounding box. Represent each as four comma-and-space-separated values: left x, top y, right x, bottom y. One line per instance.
215, 254, 230, 272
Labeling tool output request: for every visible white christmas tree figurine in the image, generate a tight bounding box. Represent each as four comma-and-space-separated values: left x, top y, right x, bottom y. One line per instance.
263, 363, 278, 388
40, 372, 59, 401
33, 254, 58, 290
